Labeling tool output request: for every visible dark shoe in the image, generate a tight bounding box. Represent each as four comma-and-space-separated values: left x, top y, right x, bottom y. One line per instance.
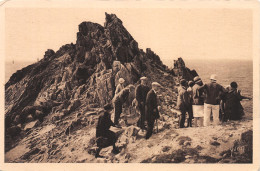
112, 147, 119, 154
115, 125, 122, 128
145, 132, 152, 139
95, 154, 104, 158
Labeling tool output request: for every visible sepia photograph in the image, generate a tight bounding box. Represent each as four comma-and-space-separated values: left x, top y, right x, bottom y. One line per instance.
0, 0, 259, 170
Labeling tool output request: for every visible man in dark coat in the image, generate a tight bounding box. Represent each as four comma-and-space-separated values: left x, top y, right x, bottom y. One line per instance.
145, 82, 160, 139
135, 77, 150, 130
95, 103, 119, 158
202, 74, 226, 126
176, 79, 190, 128
187, 80, 195, 127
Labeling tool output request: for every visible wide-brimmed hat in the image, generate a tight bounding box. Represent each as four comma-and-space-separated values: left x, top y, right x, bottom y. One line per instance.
210, 74, 217, 81
193, 76, 201, 82
180, 79, 187, 85
140, 76, 148, 80
152, 82, 161, 87
119, 78, 125, 84
188, 81, 194, 86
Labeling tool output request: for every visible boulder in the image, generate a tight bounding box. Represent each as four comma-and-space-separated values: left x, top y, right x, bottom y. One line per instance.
7, 125, 21, 137
35, 110, 45, 122
26, 114, 34, 122
68, 99, 81, 113
124, 126, 140, 137
14, 115, 21, 124
65, 118, 86, 135
171, 57, 198, 81
51, 113, 65, 122
24, 120, 39, 131
95, 70, 115, 106
114, 63, 139, 86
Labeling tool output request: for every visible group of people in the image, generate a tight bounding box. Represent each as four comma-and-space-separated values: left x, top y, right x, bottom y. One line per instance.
95, 76, 161, 158
94, 74, 251, 158
176, 74, 251, 128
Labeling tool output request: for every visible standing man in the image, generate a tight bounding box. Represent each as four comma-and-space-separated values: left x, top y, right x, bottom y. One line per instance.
135, 77, 150, 130
201, 74, 225, 126
187, 81, 194, 127
176, 79, 190, 128
145, 82, 161, 139
95, 104, 119, 158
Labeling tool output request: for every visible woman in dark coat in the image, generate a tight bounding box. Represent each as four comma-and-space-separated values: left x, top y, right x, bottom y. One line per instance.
224, 82, 251, 121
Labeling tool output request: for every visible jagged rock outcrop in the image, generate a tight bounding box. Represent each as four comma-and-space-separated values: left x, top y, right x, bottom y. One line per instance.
171, 57, 198, 81
5, 13, 197, 146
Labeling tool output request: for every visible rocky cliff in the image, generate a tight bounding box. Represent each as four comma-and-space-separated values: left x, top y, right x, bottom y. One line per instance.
171, 57, 198, 81
5, 13, 251, 164
5, 13, 188, 142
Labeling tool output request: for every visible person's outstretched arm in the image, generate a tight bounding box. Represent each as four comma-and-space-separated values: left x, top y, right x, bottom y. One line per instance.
238, 90, 252, 100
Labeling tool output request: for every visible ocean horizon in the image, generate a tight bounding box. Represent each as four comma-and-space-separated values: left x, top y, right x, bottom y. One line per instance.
5, 58, 253, 117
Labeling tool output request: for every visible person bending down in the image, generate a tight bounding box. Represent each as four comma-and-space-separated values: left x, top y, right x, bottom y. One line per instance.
95, 104, 119, 158
113, 88, 130, 126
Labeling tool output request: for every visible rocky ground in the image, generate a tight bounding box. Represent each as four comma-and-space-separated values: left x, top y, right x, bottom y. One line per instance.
5, 99, 252, 163
4, 12, 252, 163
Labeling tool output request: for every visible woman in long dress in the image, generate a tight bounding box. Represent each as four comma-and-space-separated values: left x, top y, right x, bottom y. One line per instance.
224, 82, 251, 120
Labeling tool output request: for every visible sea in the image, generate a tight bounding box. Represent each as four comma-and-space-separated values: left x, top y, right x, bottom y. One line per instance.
5, 61, 35, 83
185, 59, 253, 118
5, 59, 253, 117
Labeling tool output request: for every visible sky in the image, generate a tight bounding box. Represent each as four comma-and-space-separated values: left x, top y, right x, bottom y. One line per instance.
5, 8, 253, 66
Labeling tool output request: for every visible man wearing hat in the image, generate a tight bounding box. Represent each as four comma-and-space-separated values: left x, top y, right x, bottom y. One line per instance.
192, 76, 204, 127
115, 78, 125, 95
176, 79, 190, 128
145, 82, 160, 139
95, 103, 119, 158
187, 81, 195, 127
201, 74, 225, 126
135, 77, 150, 130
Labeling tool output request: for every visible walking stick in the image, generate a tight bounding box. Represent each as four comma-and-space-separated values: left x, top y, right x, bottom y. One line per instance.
156, 119, 158, 133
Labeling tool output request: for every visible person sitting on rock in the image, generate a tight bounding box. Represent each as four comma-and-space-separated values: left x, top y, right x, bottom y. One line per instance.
115, 78, 125, 95
112, 87, 130, 126
224, 82, 251, 121
176, 79, 190, 128
145, 82, 161, 139
135, 77, 150, 131
95, 103, 119, 158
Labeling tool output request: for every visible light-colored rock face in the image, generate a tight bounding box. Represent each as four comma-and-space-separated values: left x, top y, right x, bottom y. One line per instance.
24, 120, 39, 131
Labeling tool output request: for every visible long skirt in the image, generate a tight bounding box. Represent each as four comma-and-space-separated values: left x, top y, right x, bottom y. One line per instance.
192, 105, 204, 117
